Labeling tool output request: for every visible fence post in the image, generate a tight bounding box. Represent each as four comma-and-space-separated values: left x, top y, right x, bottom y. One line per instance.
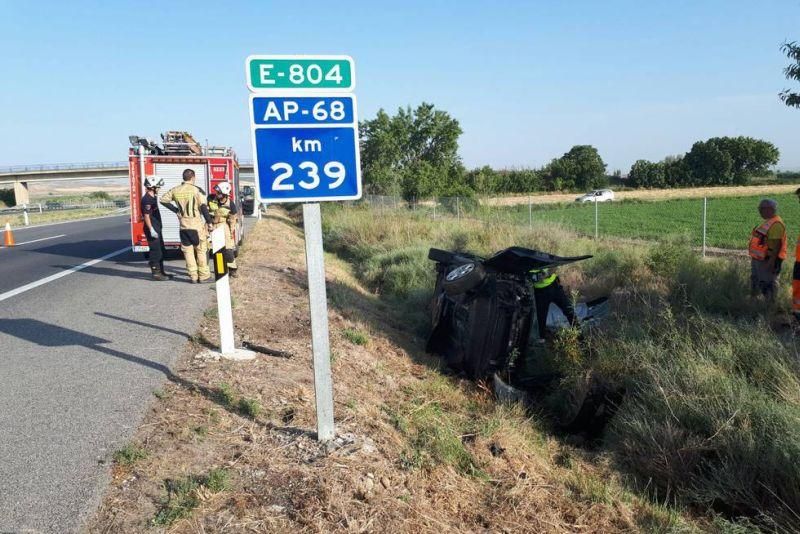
528, 195, 532, 229
702, 197, 707, 258
433, 198, 436, 220
23, 204, 29, 226
38, 203, 42, 214
457, 197, 460, 221
594, 200, 599, 239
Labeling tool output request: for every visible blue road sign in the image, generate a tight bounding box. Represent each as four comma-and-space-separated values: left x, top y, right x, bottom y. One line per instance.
249, 94, 361, 203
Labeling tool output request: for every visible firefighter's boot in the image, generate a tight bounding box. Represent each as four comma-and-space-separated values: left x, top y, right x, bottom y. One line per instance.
159, 261, 174, 280
150, 266, 168, 281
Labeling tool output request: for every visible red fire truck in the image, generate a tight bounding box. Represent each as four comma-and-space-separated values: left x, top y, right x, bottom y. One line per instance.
128, 131, 244, 254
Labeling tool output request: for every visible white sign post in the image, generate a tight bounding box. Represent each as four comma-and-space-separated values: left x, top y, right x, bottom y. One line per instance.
302, 203, 335, 440
246, 55, 361, 442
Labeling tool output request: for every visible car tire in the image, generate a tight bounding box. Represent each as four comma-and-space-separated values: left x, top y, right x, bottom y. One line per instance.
442, 262, 486, 295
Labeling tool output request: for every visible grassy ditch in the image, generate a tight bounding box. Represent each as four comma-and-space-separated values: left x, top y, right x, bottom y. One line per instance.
320, 203, 800, 531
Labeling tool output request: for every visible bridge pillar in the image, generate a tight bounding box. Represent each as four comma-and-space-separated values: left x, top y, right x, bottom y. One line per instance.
13, 180, 30, 206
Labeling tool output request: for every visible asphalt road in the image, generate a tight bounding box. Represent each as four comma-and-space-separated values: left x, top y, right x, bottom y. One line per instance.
0, 215, 248, 532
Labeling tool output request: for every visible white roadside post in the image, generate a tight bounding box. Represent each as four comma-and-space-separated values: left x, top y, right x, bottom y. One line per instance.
246, 54, 360, 442
528, 195, 532, 229
594, 199, 599, 239
702, 197, 708, 258
206, 227, 255, 361
23, 205, 29, 226
212, 227, 235, 353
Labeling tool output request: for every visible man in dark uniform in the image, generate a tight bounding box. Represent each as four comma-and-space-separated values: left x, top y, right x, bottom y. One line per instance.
141, 176, 172, 281
529, 267, 578, 343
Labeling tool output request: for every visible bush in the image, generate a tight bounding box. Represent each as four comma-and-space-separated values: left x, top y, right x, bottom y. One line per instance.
0, 188, 14, 207
89, 191, 112, 200
602, 312, 800, 527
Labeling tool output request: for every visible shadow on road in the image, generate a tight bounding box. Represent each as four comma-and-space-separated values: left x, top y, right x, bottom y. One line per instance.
49, 259, 188, 282
33, 239, 132, 260
0, 318, 317, 439
93, 312, 191, 338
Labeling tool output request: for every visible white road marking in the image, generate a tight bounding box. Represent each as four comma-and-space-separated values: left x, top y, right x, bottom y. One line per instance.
0, 234, 66, 248
0, 246, 130, 303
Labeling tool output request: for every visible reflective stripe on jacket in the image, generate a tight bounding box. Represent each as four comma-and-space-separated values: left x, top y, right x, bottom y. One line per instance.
160, 183, 207, 230
208, 198, 233, 224
530, 268, 558, 289
748, 216, 787, 261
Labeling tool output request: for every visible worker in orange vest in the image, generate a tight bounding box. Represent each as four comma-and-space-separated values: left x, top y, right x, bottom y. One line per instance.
793, 188, 800, 321
748, 198, 787, 302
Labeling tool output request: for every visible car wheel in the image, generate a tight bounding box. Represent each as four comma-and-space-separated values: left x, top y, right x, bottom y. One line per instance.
442, 262, 486, 295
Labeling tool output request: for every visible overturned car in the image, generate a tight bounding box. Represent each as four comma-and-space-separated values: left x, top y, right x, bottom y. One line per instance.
427, 246, 608, 379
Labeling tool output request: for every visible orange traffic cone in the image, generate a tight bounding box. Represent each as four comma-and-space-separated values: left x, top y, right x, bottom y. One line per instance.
4, 222, 15, 247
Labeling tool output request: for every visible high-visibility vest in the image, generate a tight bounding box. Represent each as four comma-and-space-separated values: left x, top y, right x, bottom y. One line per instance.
748, 216, 787, 261
793, 237, 800, 313
530, 268, 557, 289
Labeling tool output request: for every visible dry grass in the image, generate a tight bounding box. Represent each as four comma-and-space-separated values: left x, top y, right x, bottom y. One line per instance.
485, 183, 800, 206
89, 209, 698, 533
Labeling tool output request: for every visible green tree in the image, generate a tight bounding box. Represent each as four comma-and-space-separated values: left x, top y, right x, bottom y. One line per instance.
627, 160, 666, 188
684, 141, 734, 185
663, 156, 689, 187
706, 136, 779, 184
466, 165, 506, 196
780, 41, 800, 108
359, 103, 463, 199
542, 145, 607, 191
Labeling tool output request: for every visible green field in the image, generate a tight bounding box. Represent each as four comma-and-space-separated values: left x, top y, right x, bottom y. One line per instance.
464, 193, 800, 250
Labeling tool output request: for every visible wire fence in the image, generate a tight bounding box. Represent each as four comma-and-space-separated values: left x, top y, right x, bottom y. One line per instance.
357, 194, 800, 256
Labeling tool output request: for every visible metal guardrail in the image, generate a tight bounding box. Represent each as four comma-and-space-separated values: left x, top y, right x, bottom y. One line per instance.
0, 200, 129, 214
0, 161, 128, 174
0, 159, 254, 175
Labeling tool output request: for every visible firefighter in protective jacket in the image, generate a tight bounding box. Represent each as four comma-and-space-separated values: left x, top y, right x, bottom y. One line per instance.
208, 182, 238, 277
529, 268, 577, 343
160, 168, 214, 283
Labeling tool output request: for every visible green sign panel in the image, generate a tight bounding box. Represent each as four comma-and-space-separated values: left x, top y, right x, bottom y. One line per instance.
247, 55, 354, 91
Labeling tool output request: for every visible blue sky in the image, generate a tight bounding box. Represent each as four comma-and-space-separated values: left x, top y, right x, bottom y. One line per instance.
0, 0, 798, 171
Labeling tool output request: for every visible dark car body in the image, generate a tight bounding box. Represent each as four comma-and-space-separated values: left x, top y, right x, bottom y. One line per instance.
426, 246, 595, 380
240, 185, 255, 215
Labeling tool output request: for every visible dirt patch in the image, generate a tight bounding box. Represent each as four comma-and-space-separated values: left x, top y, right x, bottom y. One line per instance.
89, 209, 693, 533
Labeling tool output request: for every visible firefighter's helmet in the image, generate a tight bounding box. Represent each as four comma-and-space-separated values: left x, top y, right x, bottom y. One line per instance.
144, 176, 164, 189
214, 182, 232, 196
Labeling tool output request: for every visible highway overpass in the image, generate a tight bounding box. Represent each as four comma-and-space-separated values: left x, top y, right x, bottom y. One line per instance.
0, 160, 255, 204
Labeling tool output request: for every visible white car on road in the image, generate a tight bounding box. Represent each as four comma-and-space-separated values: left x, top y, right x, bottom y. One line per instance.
575, 189, 615, 203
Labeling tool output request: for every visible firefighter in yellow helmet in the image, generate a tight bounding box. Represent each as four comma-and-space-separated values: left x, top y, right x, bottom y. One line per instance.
748, 198, 787, 302
159, 168, 214, 283
207, 182, 239, 277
